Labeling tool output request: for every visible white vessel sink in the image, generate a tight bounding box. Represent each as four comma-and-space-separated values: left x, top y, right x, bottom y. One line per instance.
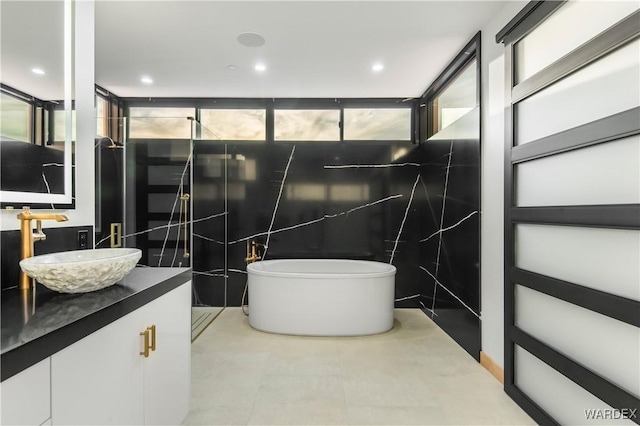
20, 248, 142, 293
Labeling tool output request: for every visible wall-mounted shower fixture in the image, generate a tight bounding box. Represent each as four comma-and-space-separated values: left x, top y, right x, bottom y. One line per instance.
103, 136, 124, 149
245, 240, 265, 264
243, 239, 266, 316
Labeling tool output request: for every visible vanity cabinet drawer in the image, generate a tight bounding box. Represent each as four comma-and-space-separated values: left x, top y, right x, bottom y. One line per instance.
51, 308, 145, 425
0, 358, 51, 426
142, 281, 191, 425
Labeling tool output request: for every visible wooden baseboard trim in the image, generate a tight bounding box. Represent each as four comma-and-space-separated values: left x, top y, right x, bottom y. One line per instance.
480, 351, 504, 384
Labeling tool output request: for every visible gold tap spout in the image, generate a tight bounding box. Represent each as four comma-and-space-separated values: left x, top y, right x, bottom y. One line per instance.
17, 208, 69, 222
17, 207, 69, 290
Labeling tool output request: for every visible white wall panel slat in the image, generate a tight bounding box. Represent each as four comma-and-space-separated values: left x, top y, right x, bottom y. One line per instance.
516, 135, 640, 207
515, 224, 640, 301
515, 0, 639, 83
515, 284, 640, 398
515, 39, 640, 146
515, 346, 636, 425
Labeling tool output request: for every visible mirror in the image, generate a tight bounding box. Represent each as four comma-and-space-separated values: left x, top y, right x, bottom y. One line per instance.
0, 0, 74, 208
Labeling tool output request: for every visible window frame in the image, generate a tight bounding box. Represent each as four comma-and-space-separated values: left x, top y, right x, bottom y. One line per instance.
120, 97, 417, 144
0, 83, 56, 145
419, 32, 481, 141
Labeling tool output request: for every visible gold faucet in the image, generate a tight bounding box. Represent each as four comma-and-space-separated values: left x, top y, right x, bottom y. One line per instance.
17, 207, 69, 290
245, 240, 265, 264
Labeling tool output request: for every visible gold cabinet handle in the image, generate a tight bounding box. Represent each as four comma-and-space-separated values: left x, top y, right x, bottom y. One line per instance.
149, 325, 156, 352
140, 328, 150, 358
110, 222, 122, 248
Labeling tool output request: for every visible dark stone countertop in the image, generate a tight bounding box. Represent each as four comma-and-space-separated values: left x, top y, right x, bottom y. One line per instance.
1, 267, 191, 381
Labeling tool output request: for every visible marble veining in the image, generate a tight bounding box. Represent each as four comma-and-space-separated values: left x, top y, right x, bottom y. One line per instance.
420, 266, 480, 319
193, 271, 227, 278
94, 211, 228, 249
390, 173, 420, 264
228, 194, 403, 245
430, 140, 454, 317
264, 146, 296, 260
394, 293, 421, 302
420, 210, 479, 243
40, 172, 55, 209
193, 233, 224, 244
324, 162, 423, 169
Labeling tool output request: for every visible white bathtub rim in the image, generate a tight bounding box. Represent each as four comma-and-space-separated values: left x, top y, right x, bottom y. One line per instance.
247, 258, 396, 279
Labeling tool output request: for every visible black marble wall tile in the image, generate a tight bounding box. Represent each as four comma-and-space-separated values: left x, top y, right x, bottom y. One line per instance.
192, 141, 227, 307
412, 110, 481, 359
191, 141, 407, 306
1, 226, 93, 291
0, 141, 64, 194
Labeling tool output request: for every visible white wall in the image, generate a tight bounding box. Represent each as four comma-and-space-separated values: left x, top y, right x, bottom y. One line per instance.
0, 0, 95, 232
479, 0, 527, 368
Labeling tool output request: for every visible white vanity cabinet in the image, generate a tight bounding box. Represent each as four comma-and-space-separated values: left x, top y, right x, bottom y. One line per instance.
0, 358, 51, 426
142, 282, 191, 425
50, 281, 191, 425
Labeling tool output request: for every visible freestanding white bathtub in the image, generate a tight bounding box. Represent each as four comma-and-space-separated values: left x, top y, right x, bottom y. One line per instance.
247, 259, 396, 336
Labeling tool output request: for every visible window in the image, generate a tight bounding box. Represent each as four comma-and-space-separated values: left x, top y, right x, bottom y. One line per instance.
0, 92, 32, 142
431, 59, 477, 135
343, 108, 411, 140
274, 109, 340, 141
96, 95, 109, 137
200, 109, 266, 141
53, 108, 76, 143
129, 107, 195, 139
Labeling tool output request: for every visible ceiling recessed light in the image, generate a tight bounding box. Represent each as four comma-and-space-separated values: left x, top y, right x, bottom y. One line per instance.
237, 32, 266, 47
227, 64, 237, 71
254, 63, 266, 72
372, 63, 384, 72
31, 68, 45, 75
141, 76, 153, 84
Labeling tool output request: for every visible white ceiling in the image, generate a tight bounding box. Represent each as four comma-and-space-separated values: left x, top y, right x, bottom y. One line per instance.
2, 1, 510, 100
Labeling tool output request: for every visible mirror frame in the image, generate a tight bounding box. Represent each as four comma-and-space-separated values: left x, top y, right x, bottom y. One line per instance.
0, 0, 74, 209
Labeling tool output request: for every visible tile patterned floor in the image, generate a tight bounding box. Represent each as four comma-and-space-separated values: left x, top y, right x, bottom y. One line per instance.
183, 308, 536, 425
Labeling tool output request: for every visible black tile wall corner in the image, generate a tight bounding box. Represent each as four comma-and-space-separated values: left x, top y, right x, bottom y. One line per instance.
413, 111, 481, 360
1, 226, 93, 291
